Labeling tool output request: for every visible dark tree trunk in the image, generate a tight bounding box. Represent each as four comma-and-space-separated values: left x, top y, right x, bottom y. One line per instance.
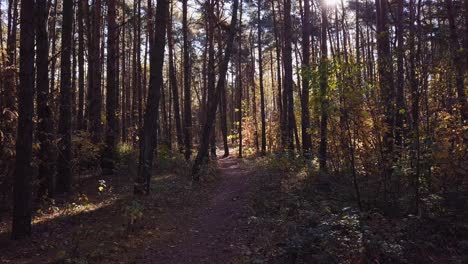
183, 0, 192, 160
192, 0, 239, 179
395, 0, 405, 148
445, 0, 467, 122
11, 0, 34, 240
36, 0, 56, 198
220, 71, 229, 157
318, 0, 329, 174
134, 0, 169, 195
77, 0, 86, 130
258, 0, 266, 155
301, 0, 312, 158
56, 0, 74, 194
49, 0, 58, 113
283, 0, 294, 152
168, 1, 183, 152
103, 0, 119, 173
237, 0, 243, 158
207, 0, 217, 159
376, 0, 395, 205
89, 0, 102, 143
272, 0, 284, 147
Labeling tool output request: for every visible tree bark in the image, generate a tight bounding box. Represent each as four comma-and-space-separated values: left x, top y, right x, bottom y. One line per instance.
77, 0, 86, 130
56, 0, 74, 194
258, 0, 266, 155
89, 0, 102, 143
376, 0, 395, 205
103, 0, 119, 173
301, 0, 312, 158
11, 0, 34, 239
168, 1, 184, 152
318, 0, 329, 174
283, 0, 295, 152
183, 0, 193, 160
135, 0, 169, 194
36, 0, 56, 198
445, 0, 467, 122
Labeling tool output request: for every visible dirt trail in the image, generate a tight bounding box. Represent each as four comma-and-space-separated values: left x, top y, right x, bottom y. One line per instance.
144, 156, 254, 264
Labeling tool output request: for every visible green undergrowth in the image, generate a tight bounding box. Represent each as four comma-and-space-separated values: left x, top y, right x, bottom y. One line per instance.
244, 154, 468, 264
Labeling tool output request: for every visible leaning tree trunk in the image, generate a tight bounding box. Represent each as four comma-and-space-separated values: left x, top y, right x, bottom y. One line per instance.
134, 0, 169, 195
192, 0, 239, 180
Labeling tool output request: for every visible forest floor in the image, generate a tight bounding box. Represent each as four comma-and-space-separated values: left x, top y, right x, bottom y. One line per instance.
1, 150, 467, 264
0, 152, 257, 264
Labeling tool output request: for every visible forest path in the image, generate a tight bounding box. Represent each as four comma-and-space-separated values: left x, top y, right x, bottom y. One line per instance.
143, 155, 254, 263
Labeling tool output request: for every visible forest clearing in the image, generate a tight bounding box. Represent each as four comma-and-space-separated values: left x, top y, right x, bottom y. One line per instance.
0, 0, 467, 263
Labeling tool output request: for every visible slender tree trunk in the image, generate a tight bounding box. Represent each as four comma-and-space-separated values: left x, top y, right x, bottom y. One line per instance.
395, 0, 405, 148
445, 0, 467, 122
103, 0, 119, 173
376, 0, 395, 206
11, 0, 34, 239
77, 0, 85, 130
56, 0, 74, 194
135, 0, 169, 195
49, 0, 58, 113
258, 0, 266, 155
283, 0, 295, 152
409, 0, 420, 214
318, 0, 329, 174
237, 0, 243, 158
301, 0, 312, 158
137, 0, 143, 127
271, 0, 284, 147
121, 0, 127, 142
168, 0, 184, 152
220, 71, 229, 157
89, 0, 102, 143
183, 0, 192, 160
